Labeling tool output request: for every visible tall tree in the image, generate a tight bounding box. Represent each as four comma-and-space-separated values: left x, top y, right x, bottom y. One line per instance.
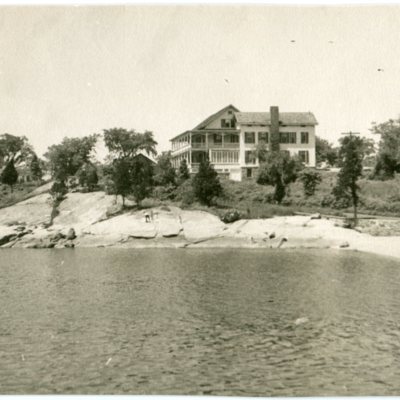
1, 159, 18, 192
106, 159, 132, 207
103, 128, 158, 207
130, 156, 155, 207
257, 151, 302, 204
192, 159, 222, 206
44, 135, 98, 181
371, 118, 400, 178
103, 128, 157, 160
332, 135, 365, 224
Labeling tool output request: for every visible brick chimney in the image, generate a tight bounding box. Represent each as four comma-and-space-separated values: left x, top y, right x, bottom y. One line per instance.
270, 106, 280, 152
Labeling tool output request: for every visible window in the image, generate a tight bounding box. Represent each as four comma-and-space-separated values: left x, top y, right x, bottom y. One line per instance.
245, 132, 255, 144
213, 134, 222, 144
258, 131, 269, 143
228, 134, 239, 143
245, 150, 256, 164
301, 132, 309, 144
246, 168, 253, 178
210, 150, 239, 164
279, 132, 296, 144
221, 119, 234, 128
299, 150, 309, 164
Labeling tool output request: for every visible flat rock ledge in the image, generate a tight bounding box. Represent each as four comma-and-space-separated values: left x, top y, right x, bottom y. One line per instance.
0, 191, 399, 259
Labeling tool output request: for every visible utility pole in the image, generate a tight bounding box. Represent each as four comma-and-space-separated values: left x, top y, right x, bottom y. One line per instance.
341, 131, 360, 137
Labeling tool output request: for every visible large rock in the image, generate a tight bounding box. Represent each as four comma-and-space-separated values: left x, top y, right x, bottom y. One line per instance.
0, 226, 18, 246
0, 193, 53, 227
52, 192, 122, 234
84, 211, 157, 239
155, 212, 182, 237
180, 210, 225, 242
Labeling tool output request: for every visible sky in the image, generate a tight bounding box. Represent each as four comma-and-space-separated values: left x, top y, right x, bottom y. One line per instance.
1, 5, 400, 159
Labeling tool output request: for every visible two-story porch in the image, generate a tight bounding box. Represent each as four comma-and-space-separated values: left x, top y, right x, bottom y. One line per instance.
171, 129, 241, 174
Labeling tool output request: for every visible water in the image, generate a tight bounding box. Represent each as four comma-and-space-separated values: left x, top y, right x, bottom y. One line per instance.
0, 248, 400, 395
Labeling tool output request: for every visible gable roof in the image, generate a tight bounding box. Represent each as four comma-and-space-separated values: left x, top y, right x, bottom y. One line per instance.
234, 112, 318, 126
134, 152, 156, 164
193, 104, 240, 130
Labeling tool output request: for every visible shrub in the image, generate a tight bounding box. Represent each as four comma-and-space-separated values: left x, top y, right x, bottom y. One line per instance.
220, 209, 241, 223
174, 179, 196, 206
192, 159, 223, 206
50, 180, 67, 202
299, 168, 322, 196
153, 184, 177, 201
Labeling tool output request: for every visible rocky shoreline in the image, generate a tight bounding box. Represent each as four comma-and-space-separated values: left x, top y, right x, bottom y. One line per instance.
0, 190, 399, 260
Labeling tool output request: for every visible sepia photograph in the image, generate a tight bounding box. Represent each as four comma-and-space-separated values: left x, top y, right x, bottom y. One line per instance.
1, 1, 400, 396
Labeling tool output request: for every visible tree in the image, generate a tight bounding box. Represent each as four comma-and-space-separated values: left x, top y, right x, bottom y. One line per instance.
0, 133, 33, 167
103, 128, 157, 160
332, 135, 365, 224
154, 151, 176, 186
130, 156, 155, 207
192, 159, 223, 206
299, 168, 322, 197
106, 158, 132, 207
45, 135, 98, 182
371, 118, 400, 178
30, 153, 43, 182
1, 159, 18, 192
103, 128, 158, 207
178, 159, 190, 182
315, 136, 338, 166
77, 162, 99, 191
257, 151, 302, 204
50, 179, 68, 202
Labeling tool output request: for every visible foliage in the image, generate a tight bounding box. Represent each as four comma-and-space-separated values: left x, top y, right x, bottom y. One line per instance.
104, 156, 155, 207
154, 151, 176, 186
105, 159, 132, 206
315, 136, 338, 166
49, 180, 68, 202
0, 159, 18, 191
332, 135, 365, 222
178, 158, 190, 182
0, 134, 35, 173
29, 153, 43, 181
174, 179, 196, 206
220, 209, 241, 223
192, 159, 223, 206
103, 128, 157, 160
45, 135, 98, 181
299, 168, 322, 196
257, 151, 302, 204
130, 156, 155, 207
371, 118, 400, 179
77, 163, 99, 192
152, 184, 177, 201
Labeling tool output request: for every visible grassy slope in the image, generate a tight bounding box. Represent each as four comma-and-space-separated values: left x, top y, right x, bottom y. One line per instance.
214, 171, 400, 219
0, 182, 44, 209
